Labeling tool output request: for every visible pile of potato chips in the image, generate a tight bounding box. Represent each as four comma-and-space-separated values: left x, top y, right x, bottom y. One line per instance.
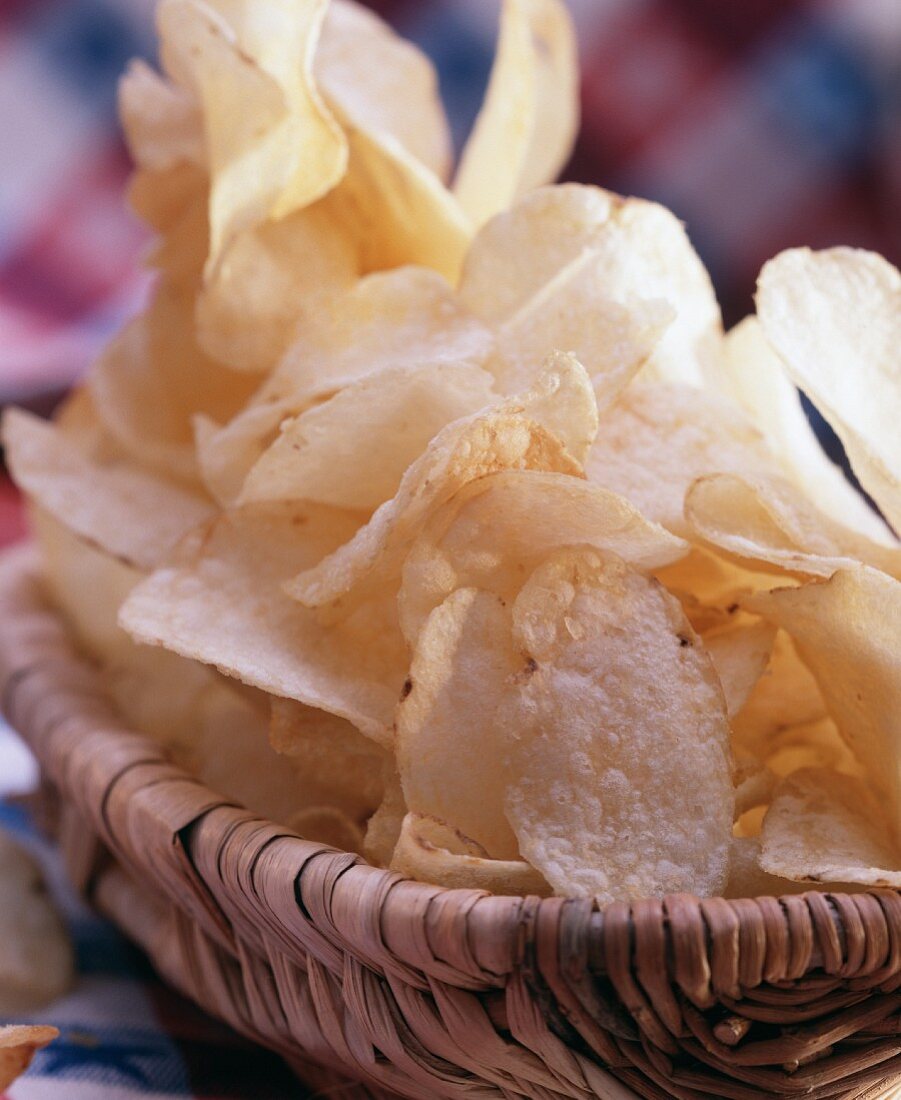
4, 0, 900, 905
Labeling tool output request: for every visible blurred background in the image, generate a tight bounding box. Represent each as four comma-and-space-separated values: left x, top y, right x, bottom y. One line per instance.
0, 0, 899, 542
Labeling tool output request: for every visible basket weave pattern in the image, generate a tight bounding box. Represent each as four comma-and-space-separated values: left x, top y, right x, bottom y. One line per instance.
1, 547, 899, 1100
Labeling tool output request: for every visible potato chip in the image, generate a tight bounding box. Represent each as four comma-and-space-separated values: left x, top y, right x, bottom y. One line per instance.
744, 568, 901, 838
459, 186, 722, 385
270, 698, 387, 818
119, 502, 405, 746
504, 548, 734, 902
316, 0, 452, 180
723, 837, 841, 900
157, 0, 346, 271
397, 588, 523, 859
586, 383, 778, 537
285, 356, 589, 614
721, 316, 895, 544
194, 205, 359, 373
732, 760, 776, 819
760, 769, 901, 888
685, 472, 901, 579
0, 1026, 59, 1091
287, 806, 365, 855
729, 630, 825, 761
88, 285, 258, 484
391, 813, 551, 896
325, 123, 471, 283
757, 247, 901, 534
197, 266, 495, 498
453, 0, 577, 228
238, 362, 496, 511
656, 547, 779, 613
702, 620, 776, 719
398, 468, 688, 644
119, 57, 203, 172
0, 831, 73, 1013
260, 265, 494, 408
363, 768, 406, 868
763, 718, 864, 782
3, 408, 213, 571
493, 247, 674, 400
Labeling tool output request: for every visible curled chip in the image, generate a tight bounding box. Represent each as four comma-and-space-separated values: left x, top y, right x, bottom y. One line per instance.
285, 355, 592, 614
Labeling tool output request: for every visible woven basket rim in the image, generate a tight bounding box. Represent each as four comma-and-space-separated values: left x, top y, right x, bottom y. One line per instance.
1, 545, 893, 959
3, 541, 901, 1099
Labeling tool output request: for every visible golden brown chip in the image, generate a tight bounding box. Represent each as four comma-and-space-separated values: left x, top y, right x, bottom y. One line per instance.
286, 806, 366, 855
703, 620, 776, 719
0, 1026, 59, 1091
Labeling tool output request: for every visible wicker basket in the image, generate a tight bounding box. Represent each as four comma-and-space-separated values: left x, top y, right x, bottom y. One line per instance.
1, 545, 899, 1100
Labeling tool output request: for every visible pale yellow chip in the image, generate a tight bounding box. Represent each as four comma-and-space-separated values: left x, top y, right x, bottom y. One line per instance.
270, 698, 387, 819
119, 57, 203, 171
586, 383, 778, 538
119, 502, 405, 747
285, 355, 590, 615
757, 247, 901, 534
504, 548, 734, 902
721, 316, 895, 544
744, 568, 901, 840
493, 247, 674, 400
453, 0, 577, 228
398, 468, 688, 644
194, 205, 359, 373
685, 471, 901, 579
397, 587, 522, 859
88, 285, 258, 484
0, 831, 73, 1014
3, 407, 212, 571
316, 0, 452, 180
323, 123, 471, 283
390, 813, 550, 896
398, 549, 734, 901
158, 0, 346, 271
459, 186, 722, 385
0, 1026, 59, 1091
702, 620, 776, 719
760, 768, 901, 888
238, 362, 496, 511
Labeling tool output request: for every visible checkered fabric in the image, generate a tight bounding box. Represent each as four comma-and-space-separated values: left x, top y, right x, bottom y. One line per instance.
0, 1, 899, 1095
